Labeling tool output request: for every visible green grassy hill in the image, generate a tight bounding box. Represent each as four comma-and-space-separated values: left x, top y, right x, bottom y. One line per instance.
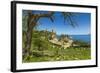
22, 30, 91, 63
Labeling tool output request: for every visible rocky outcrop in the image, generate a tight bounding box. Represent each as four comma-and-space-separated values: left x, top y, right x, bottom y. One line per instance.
48, 30, 73, 49
49, 38, 73, 49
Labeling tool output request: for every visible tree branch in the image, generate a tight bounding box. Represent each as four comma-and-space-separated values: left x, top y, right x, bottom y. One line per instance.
38, 12, 54, 17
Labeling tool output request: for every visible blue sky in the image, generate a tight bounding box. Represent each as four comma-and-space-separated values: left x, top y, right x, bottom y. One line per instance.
24, 10, 91, 35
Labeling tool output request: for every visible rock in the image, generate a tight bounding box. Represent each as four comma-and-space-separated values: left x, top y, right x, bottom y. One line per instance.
49, 36, 73, 49
46, 29, 74, 49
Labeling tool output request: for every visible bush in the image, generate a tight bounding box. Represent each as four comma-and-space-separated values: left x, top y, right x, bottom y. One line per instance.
73, 40, 90, 47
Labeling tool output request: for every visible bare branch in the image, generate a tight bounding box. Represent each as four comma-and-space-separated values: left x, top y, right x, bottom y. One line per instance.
38, 12, 54, 18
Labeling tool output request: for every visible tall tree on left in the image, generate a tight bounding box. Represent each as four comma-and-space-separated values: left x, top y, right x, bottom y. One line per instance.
23, 10, 54, 60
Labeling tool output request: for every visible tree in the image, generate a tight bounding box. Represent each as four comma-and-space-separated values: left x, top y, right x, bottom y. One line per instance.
22, 10, 77, 59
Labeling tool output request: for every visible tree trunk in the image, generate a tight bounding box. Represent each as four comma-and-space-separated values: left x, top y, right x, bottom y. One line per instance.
25, 28, 32, 54
23, 14, 38, 60
24, 23, 33, 60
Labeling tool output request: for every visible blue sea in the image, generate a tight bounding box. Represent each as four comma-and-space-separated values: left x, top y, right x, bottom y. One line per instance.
70, 35, 91, 43
57, 35, 91, 43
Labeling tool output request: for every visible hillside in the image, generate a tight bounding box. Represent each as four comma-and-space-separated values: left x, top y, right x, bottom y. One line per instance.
22, 30, 91, 62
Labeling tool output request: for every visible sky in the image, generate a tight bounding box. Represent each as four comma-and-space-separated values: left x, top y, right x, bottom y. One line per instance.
23, 10, 91, 35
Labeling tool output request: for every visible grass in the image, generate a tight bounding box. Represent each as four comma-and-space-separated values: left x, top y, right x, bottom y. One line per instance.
23, 47, 91, 63
22, 30, 91, 63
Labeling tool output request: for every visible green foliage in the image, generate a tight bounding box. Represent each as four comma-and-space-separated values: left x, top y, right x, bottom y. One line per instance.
22, 30, 91, 63
32, 38, 49, 51
73, 40, 90, 47
23, 47, 91, 62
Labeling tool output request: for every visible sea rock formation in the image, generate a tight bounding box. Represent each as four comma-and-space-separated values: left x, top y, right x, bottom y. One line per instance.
48, 30, 73, 49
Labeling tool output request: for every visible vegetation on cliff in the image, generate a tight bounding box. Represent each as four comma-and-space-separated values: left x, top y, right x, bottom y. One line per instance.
22, 30, 91, 62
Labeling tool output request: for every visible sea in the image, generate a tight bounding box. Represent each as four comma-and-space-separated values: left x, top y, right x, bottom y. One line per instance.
57, 35, 91, 43
70, 35, 91, 43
